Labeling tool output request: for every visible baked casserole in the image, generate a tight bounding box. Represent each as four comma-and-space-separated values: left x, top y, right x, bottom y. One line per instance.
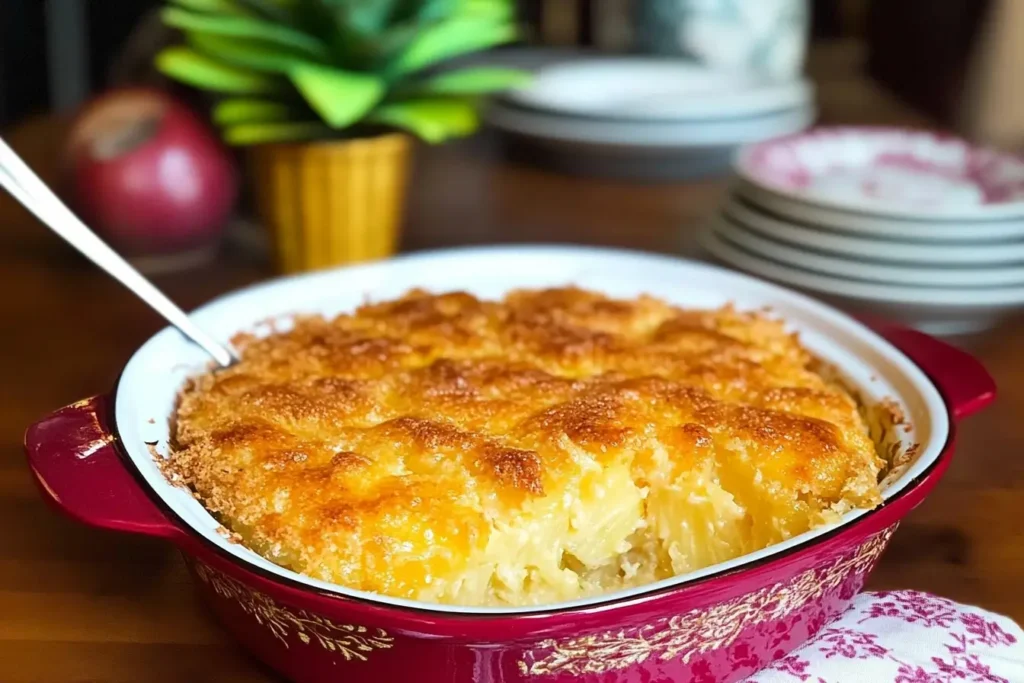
168, 287, 884, 607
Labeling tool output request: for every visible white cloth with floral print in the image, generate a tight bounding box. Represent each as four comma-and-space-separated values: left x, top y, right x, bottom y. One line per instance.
744, 591, 1024, 683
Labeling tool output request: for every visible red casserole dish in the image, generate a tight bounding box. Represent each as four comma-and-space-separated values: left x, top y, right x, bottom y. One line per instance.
24, 247, 995, 682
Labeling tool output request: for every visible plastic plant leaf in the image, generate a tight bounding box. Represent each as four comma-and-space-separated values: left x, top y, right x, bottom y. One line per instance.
346, 21, 420, 68
399, 0, 504, 22
155, 47, 281, 93
213, 98, 292, 125
368, 98, 478, 143
170, 0, 253, 16
162, 7, 329, 59
232, 0, 295, 22
412, 67, 530, 95
187, 32, 307, 72
413, 0, 460, 23
223, 121, 331, 145
324, 2, 407, 68
457, 0, 514, 21
388, 18, 518, 76
289, 62, 385, 128
334, 0, 401, 35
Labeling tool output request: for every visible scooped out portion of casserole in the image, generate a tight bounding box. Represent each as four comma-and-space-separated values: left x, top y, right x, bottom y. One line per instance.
168, 287, 884, 606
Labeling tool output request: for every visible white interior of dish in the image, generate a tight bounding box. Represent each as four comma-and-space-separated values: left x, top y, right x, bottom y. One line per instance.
115, 246, 948, 615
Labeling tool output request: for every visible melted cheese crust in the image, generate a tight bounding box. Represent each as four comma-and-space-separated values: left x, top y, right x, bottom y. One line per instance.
169, 288, 883, 606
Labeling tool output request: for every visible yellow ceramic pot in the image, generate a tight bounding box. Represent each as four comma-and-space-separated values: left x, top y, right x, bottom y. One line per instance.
250, 134, 411, 273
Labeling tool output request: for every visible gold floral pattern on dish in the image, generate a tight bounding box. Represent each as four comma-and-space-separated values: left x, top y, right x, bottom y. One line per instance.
193, 561, 394, 660
518, 525, 897, 677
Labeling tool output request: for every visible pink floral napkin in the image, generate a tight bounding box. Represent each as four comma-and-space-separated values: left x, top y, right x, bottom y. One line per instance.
744, 592, 1024, 683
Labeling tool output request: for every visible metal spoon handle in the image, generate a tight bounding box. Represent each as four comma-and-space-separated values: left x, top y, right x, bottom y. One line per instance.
0, 136, 235, 367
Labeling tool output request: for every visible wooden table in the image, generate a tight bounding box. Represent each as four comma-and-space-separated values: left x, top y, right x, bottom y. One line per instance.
2, 108, 1023, 682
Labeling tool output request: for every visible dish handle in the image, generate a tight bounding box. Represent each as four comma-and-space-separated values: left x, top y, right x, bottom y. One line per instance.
873, 324, 996, 420
24, 395, 184, 541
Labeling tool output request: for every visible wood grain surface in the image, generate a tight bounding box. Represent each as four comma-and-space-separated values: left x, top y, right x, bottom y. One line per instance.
2, 59, 1022, 681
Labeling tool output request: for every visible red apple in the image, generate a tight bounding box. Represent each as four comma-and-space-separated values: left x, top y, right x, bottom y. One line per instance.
66, 88, 238, 255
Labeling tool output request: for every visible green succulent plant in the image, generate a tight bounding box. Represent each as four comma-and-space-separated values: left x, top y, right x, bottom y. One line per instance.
154, 0, 530, 145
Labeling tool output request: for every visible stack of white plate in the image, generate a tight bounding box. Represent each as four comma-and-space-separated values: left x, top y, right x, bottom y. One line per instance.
700, 127, 1024, 335
485, 56, 815, 180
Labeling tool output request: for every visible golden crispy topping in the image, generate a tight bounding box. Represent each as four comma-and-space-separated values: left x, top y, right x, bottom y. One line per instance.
169, 288, 883, 606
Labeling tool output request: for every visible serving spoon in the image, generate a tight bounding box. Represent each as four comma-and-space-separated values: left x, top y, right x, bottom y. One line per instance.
0, 135, 236, 367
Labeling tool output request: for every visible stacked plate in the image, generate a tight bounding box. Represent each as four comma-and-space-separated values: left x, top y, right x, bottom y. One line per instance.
700, 127, 1024, 335
486, 56, 815, 180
